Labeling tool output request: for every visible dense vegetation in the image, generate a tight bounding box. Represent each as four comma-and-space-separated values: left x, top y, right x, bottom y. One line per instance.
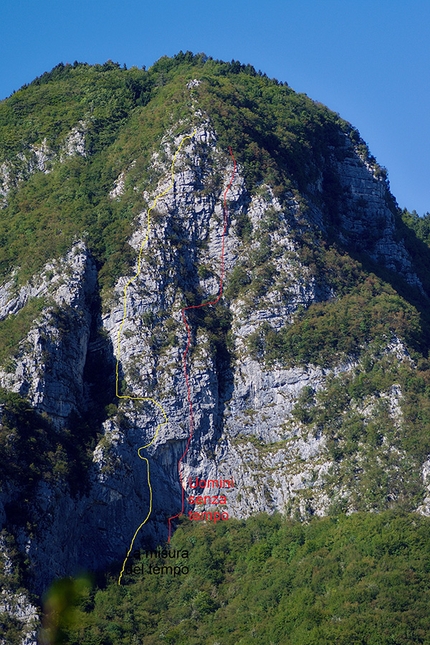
38, 512, 430, 645
0, 388, 101, 507
0, 52, 362, 291
402, 208, 430, 246
247, 272, 423, 367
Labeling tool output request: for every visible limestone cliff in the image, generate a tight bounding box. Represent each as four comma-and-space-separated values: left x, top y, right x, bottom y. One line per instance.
0, 118, 427, 591
0, 55, 429, 642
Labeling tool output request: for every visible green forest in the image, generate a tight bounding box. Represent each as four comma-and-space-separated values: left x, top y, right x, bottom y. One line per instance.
0, 52, 367, 292
38, 511, 430, 645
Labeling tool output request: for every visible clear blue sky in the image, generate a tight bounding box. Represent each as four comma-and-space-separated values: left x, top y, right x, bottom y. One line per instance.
1, 0, 429, 214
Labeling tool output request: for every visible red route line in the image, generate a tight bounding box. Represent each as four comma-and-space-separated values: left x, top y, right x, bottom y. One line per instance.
167, 147, 237, 542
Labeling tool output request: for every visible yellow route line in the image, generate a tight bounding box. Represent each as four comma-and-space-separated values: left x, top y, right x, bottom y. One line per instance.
116, 130, 197, 585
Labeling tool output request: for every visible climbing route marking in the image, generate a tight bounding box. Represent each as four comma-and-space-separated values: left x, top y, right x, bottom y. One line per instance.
116, 130, 196, 585
167, 146, 237, 542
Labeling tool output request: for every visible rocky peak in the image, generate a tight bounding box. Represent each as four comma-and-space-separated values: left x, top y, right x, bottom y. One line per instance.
0, 57, 429, 628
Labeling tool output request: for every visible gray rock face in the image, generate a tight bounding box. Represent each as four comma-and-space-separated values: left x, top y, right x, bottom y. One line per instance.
0, 590, 39, 645
61, 121, 87, 159
0, 535, 39, 645
416, 458, 430, 516
0, 120, 427, 604
0, 242, 98, 424
336, 137, 423, 290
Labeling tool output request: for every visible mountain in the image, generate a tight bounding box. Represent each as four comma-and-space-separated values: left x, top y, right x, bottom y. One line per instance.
0, 52, 430, 643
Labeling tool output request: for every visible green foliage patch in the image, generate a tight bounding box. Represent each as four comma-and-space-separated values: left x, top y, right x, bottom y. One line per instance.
0, 52, 364, 296
248, 275, 422, 367
0, 61, 152, 158
43, 511, 430, 645
0, 56, 198, 289
195, 69, 354, 197
0, 389, 100, 521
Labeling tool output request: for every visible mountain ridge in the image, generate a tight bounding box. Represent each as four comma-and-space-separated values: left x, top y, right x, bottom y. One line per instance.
1, 52, 430, 642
